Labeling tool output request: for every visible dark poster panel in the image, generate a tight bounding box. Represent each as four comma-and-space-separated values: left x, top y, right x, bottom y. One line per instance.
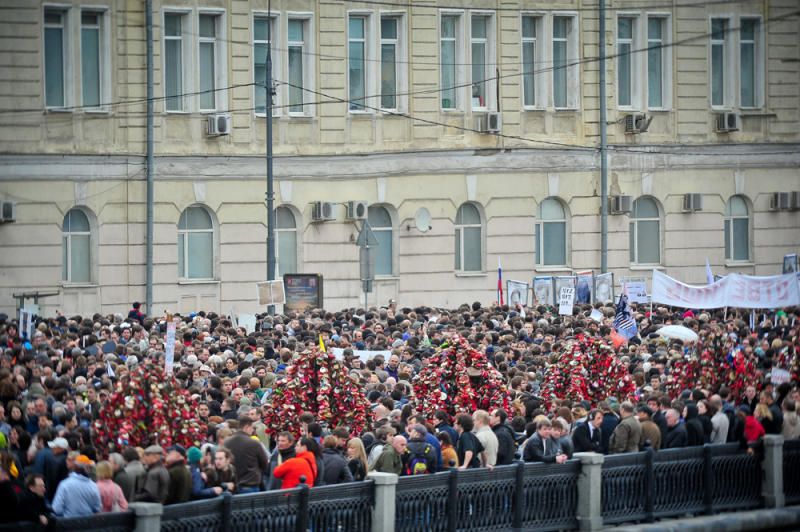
283, 274, 324, 312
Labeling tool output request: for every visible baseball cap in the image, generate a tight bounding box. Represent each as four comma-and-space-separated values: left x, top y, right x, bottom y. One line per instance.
168, 444, 186, 457
144, 445, 164, 455
48, 437, 69, 450
75, 455, 95, 467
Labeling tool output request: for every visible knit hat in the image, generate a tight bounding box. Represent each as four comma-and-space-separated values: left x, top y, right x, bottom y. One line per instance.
187, 447, 202, 464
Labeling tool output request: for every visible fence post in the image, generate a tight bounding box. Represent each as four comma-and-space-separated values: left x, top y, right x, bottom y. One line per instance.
296, 479, 310, 532
703, 444, 714, 515
644, 447, 655, 523
512, 461, 524, 532
128, 503, 163, 532
447, 468, 458, 532
762, 434, 785, 508
221, 491, 232, 532
368, 472, 398, 532
574, 452, 604, 531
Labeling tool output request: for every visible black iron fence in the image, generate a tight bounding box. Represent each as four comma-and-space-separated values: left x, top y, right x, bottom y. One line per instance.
395, 461, 579, 532
785, 439, 800, 505
601, 443, 762, 526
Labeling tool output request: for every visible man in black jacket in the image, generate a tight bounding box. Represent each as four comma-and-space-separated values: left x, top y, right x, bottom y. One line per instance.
490, 408, 517, 465
523, 419, 567, 464
572, 409, 603, 453
663, 409, 688, 449
224, 416, 268, 493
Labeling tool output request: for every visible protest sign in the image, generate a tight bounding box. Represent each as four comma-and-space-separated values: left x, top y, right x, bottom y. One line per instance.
257, 280, 286, 306
331, 348, 392, 362
165, 319, 177, 375
558, 286, 575, 315
507, 280, 530, 306
623, 279, 649, 304
575, 271, 593, 304
533, 277, 554, 305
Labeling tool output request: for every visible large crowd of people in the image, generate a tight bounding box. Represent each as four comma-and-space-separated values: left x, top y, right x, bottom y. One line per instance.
0, 298, 798, 525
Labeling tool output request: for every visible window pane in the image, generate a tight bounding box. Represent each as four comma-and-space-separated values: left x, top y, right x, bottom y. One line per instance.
648, 17, 662, 40
349, 16, 364, 39
728, 196, 748, 216
522, 16, 535, 39
441, 39, 456, 108
522, 40, 535, 106
711, 19, 725, 40
178, 233, 185, 276
456, 203, 480, 224
553, 17, 567, 39
288, 19, 303, 42
464, 227, 481, 271
165, 38, 183, 110
381, 17, 397, 39
182, 207, 212, 230
67, 209, 90, 231
254, 18, 268, 42
381, 43, 397, 109
740, 41, 755, 107
254, 44, 266, 114
71, 234, 91, 283
289, 45, 304, 112
45, 27, 64, 107
62, 236, 69, 280
368, 206, 391, 227
724, 219, 731, 260
277, 231, 297, 275
534, 224, 540, 263
629, 222, 635, 262
81, 27, 101, 107
199, 41, 215, 109
472, 16, 487, 39
733, 218, 749, 261
165, 14, 181, 36
542, 222, 566, 265
454, 228, 461, 269
618, 18, 633, 39
634, 197, 659, 218
637, 220, 660, 263
553, 38, 567, 107
442, 15, 455, 38
647, 33, 663, 107
374, 229, 392, 276
540, 198, 565, 220
188, 232, 213, 278
349, 37, 365, 110
199, 15, 215, 38
471, 42, 486, 106
618, 42, 631, 106
276, 207, 296, 229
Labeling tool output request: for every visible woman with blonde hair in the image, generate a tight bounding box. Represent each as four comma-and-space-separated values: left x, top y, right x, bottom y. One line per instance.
346, 438, 368, 481
95, 460, 128, 513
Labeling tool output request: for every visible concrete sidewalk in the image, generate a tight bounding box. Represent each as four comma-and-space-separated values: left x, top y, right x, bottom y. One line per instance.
609, 506, 800, 531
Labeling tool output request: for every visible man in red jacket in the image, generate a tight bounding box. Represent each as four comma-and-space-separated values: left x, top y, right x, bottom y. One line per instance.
273, 437, 318, 489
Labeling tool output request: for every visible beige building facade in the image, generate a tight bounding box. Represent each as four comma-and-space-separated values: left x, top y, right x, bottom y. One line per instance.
0, 0, 798, 316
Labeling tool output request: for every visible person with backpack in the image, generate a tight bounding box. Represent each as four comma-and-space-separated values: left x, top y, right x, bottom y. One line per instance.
403, 425, 436, 476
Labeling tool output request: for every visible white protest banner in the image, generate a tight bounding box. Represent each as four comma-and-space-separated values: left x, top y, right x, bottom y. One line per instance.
772, 368, 791, 386
237, 314, 257, 333
331, 348, 392, 362
18, 309, 34, 341
257, 280, 286, 306
623, 279, 648, 304
651, 269, 800, 309
507, 280, 530, 306
533, 277, 554, 305
594, 272, 614, 304
164, 319, 177, 375
590, 308, 604, 322
558, 286, 575, 315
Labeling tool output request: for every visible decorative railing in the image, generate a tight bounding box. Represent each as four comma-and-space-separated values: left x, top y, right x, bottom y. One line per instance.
784, 439, 800, 505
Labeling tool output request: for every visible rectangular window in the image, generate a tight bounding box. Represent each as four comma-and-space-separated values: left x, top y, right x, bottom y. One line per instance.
647, 17, 665, 108
521, 16, 537, 107
617, 17, 634, 107
81, 11, 102, 108
380, 16, 399, 110
198, 14, 217, 111
288, 19, 305, 113
740, 18, 758, 107
44, 9, 66, 108
471, 15, 489, 109
710, 18, 727, 107
440, 14, 458, 110
253, 16, 276, 115
552, 16, 574, 109
164, 13, 184, 111
348, 15, 367, 111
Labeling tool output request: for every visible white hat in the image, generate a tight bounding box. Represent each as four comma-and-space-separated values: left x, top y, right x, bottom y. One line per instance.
48, 437, 69, 450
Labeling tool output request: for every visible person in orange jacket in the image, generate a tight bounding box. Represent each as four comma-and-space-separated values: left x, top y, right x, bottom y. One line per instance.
272, 437, 318, 489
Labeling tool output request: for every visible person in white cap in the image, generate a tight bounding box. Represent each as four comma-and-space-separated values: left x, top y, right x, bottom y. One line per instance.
31, 435, 69, 503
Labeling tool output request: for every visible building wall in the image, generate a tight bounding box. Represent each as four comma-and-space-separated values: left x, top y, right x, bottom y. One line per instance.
0, 0, 798, 315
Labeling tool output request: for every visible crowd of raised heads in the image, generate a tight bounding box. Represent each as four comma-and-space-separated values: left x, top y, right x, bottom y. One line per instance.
0, 299, 798, 523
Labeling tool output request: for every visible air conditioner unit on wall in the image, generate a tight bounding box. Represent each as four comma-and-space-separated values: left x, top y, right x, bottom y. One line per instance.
715, 112, 739, 133
346, 201, 368, 220
611, 195, 632, 214
206, 114, 232, 136
683, 193, 703, 212
624, 113, 651, 134
790, 192, 800, 211
473, 112, 501, 134
311, 201, 335, 222
770, 192, 791, 211
0, 200, 16, 223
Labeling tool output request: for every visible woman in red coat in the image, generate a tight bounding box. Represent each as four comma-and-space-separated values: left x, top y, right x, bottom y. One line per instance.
273, 437, 318, 489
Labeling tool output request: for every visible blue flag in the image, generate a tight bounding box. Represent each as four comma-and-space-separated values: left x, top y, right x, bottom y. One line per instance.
613, 293, 638, 340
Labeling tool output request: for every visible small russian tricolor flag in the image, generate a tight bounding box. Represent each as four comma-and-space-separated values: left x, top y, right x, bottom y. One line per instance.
497, 259, 504, 306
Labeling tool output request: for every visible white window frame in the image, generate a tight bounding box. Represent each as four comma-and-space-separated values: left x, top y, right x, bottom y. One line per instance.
285, 13, 314, 116
520, 13, 545, 110
469, 11, 496, 112
62, 207, 94, 284
43, 4, 72, 110
454, 202, 484, 273
275, 205, 300, 277
724, 195, 751, 263
197, 9, 227, 113
177, 205, 216, 281
615, 13, 639, 110
551, 13, 579, 110
253, 11, 280, 118
646, 14, 671, 111
79, 7, 110, 112
738, 15, 764, 109
629, 197, 662, 266
347, 11, 375, 113
439, 10, 465, 112
162, 9, 192, 113
535, 198, 569, 268
379, 12, 406, 112
709, 16, 733, 110
368, 204, 395, 277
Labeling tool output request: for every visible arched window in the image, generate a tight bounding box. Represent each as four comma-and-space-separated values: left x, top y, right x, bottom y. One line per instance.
178, 206, 214, 279
725, 195, 750, 262
275, 206, 298, 276
629, 197, 661, 265
62, 208, 92, 283
368, 205, 393, 276
454, 203, 482, 272
535, 198, 567, 266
